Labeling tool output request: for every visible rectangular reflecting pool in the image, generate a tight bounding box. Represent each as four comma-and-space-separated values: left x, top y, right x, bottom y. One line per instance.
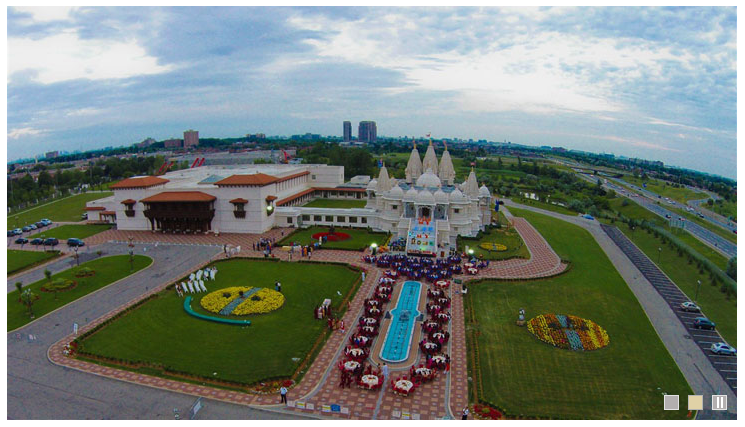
380, 280, 423, 363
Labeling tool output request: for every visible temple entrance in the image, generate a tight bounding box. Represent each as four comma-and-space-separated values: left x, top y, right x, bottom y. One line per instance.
420, 206, 431, 219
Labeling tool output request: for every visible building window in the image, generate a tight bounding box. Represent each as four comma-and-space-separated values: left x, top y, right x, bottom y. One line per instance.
312, 175, 316, 180
122, 200, 136, 217
392, 205, 398, 210
302, 215, 310, 221
230, 199, 248, 218
454, 209, 460, 214
361, 217, 367, 224
314, 215, 322, 221
287, 217, 293, 224
349, 216, 358, 223
337, 216, 345, 222
325, 215, 333, 222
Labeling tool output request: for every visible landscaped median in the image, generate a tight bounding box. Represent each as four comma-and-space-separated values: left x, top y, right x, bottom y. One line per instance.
72, 258, 362, 392
8, 254, 152, 331
7, 249, 61, 276
464, 207, 692, 420
28, 224, 113, 240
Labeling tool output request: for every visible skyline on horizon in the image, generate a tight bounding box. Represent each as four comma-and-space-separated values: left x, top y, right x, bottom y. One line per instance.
6, 6, 737, 179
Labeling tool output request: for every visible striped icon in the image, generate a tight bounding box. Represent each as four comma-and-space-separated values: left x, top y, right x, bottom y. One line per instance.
712, 395, 727, 411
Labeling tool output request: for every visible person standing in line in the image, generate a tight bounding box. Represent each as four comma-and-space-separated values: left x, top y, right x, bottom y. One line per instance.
279, 386, 288, 404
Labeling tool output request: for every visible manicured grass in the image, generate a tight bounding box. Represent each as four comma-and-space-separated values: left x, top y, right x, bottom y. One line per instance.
612, 220, 736, 346
279, 226, 389, 250
7, 249, 61, 276
466, 207, 692, 419
302, 198, 368, 209
707, 199, 737, 222
77, 259, 361, 385
458, 221, 529, 261
29, 224, 113, 240
622, 176, 708, 203
7, 192, 113, 229
510, 197, 577, 215
8, 255, 152, 331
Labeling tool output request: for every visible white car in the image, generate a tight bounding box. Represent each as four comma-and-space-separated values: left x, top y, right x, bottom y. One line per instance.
680, 301, 700, 312
710, 343, 736, 356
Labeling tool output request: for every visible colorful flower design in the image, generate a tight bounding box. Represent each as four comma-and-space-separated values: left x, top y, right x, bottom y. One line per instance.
478, 242, 508, 252
200, 287, 284, 315
527, 313, 609, 351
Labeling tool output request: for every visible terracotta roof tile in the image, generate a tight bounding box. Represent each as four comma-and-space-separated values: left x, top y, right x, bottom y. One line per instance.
229, 198, 249, 204
140, 191, 217, 203
84, 206, 106, 211
265, 195, 278, 201
110, 176, 169, 189
214, 173, 278, 186
120, 199, 137, 204
101, 211, 116, 215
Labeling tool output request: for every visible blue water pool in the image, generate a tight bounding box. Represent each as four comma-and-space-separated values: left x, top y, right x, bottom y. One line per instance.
380, 281, 423, 363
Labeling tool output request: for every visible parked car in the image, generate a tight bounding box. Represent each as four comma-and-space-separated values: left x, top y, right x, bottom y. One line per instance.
12, 228, 23, 235
693, 317, 716, 330
35, 221, 46, 228
665, 214, 671, 219
28, 224, 37, 230
710, 343, 736, 356
81, 213, 88, 220
67, 238, 85, 247
7, 231, 14, 237
582, 214, 595, 220
21, 226, 32, 232
43, 238, 59, 247
680, 301, 700, 312
30, 238, 44, 245
15, 237, 29, 245
40, 219, 52, 226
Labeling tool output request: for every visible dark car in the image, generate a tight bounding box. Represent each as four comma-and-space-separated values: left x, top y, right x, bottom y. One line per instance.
30, 238, 44, 245
43, 238, 59, 247
35, 221, 46, 228
67, 238, 85, 247
15, 237, 29, 245
693, 317, 716, 330
21, 226, 32, 232
7, 231, 13, 237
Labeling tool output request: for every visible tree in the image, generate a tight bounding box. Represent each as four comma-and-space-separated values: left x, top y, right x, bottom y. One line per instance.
726, 257, 736, 280
44, 269, 57, 300
707, 198, 714, 206
16, 282, 37, 318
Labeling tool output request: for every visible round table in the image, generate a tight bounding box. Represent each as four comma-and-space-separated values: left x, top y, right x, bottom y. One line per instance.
363, 317, 377, 325
347, 347, 365, 357
360, 374, 379, 389
467, 267, 478, 275
423, 342, 438, 350
394, 379, 414, 394
343, 360, 360, 372
435, 280, 449, 289
464, 262, 475, 268
432, 332, 446, 340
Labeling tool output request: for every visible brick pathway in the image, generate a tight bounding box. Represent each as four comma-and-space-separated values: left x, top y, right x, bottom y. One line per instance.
47, 219, 566, 419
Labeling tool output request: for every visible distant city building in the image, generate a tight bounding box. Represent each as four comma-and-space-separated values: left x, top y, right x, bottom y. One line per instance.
183, 130, 199, 148
343, 121, 352, 142
358, 121, 377, 143
45, 151, 59, 159
136, 137, 156, 148
291, 133, 322, 141
164, 139, 183, 148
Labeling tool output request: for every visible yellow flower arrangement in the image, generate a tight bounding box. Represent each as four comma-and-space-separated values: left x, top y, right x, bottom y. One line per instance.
233, 288, 285, 315
200, 286, 252, 314
479, 242, 508, 252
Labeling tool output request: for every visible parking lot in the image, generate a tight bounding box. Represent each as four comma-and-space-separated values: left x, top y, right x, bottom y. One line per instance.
601, 224, 737, 394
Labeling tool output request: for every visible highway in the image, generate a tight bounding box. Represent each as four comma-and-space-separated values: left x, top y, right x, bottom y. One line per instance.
576, 173, 736, 259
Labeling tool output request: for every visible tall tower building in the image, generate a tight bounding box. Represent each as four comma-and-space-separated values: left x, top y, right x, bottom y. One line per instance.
183, 130, 199, 148
358, 121, 377, 143
343, 121, 352, 142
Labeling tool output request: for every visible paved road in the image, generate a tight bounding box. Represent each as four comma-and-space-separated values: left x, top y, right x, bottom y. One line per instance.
601, 224, 737, 392
7, 242, 310, 420
503, 200, 737, 417
577, 173, 736, 258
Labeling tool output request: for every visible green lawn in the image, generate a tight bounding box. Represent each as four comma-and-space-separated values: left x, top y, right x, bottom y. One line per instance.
29, 224, 113, 240
707, 199, 737, 222
302, 198, 368, 209
622, 176, 708, 204
77, 259, 361, 385
7, 192, 113, 229
279, 226, 389, 250
466, 207, 692, 419
8, 255, 152, 331
510, 197, 577, 215
7, 249, 61, 276
612, 221, 736, 346
458, 220, 529, 261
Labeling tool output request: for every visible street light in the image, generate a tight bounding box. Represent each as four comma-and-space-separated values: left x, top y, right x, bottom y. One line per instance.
370, 243, 377, 255
657, 247, 662, 264
73, 246, 80, 267
695, 280, 701, 303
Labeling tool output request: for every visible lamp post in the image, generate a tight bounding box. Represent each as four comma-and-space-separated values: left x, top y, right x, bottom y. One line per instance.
370, 243, 377, 255
657, 247, 661, 264
128, 235, 135, 272
695, 280, 701, 303
73, 246, 80, 267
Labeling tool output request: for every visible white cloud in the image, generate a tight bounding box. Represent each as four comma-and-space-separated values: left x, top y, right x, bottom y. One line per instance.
8, 29, 173, 84
12, 6, 77, 22
8, 127, 45, 139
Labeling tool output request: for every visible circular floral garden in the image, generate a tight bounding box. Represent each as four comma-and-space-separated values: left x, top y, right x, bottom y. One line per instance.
527, 313, 610, 351
200, 286, 285, 316
479, 242, 507, 252
311, 231, 351, 242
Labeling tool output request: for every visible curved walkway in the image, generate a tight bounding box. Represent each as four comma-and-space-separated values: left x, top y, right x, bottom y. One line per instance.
43, 219, 566, 420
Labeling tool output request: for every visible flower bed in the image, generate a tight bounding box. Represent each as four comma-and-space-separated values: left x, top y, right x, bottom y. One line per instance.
40, 278, 77, 293
478, 242, 508, 252
527, 313, 610, 351
311, 231, 351, 242
200, 287, 285, 315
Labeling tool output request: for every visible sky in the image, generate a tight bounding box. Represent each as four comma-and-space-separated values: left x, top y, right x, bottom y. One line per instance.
5, 6, 738, 179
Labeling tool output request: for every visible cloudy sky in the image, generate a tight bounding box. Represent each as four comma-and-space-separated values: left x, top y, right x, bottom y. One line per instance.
6, 6, 737, 178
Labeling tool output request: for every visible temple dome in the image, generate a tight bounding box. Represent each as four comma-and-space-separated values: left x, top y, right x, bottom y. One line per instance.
404, 187, 418, 202
479, 184, 491, 197
416, 169, 441, 188
434, 188, 448, 204
415, 189, 435, 205
449, 188, 466, 203
366, 179, 378, 191
388, 185, 404, 199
